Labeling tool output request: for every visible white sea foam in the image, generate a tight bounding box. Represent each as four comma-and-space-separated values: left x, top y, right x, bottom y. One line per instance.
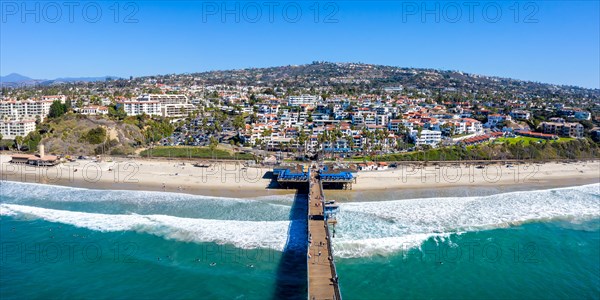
333, 183, 600, 258
0, 180, 258, 203
2, 180, 599, 258
0, 204, 290, 251
0, 180, 293, 221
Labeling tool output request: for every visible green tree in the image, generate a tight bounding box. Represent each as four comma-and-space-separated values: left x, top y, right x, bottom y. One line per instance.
49, 100, 67, 118
108, 105, 127, 120
14, 136, 23, 151
232, 115, 245, 132
298, 127, 308, 155
209, 136, 219, 153
83, 127, 107, 144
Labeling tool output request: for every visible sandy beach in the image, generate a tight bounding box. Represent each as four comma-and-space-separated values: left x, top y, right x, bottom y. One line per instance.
352, 160, 600, 191
1, 154, 598, 197
0, 154, 282, 198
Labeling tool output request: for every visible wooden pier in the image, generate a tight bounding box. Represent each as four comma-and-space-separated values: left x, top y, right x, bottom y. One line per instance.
272, 164, 347, 299
308, 170, 342, 300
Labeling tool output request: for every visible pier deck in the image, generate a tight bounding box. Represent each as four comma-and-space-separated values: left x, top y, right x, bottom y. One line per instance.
308, 171, 341, 300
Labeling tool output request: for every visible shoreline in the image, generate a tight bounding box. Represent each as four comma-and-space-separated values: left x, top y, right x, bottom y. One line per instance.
1, 155, 598, 199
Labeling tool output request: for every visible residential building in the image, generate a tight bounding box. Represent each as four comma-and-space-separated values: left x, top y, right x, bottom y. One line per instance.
0, 119, 36, 139
486, 114, 511, 127
410, 129, 442, 147
287, 95, 318, 107
510, 110, 531, 120
41, 95, 67, 104
79, 106, 109, 115
540, 121, 584, 138
118, 94, 197, 117
117, 100, 161, 116
161, 103, 197, 118
137, 94, 188, 105
0, 99, 52, 121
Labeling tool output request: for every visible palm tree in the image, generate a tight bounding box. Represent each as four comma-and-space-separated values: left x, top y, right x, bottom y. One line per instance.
298, 126, 308, 156
14, 136, 23, 151
346, 135, 355, 156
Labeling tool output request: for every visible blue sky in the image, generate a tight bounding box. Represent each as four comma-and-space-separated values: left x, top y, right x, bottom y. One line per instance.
1, 1, 599, 88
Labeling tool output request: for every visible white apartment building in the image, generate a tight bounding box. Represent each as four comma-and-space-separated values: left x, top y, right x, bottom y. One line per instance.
447, 118, 482, 135
139, 94, 196, 118
258, 104, 280, 114
41, 95, 67, 104
464, 118, 483, 134
510, 110, 531, 120
118, 100, 161, 116
486, 114, 511, 127
0, 100, 52, 121
364, 114, 377, 126
119, 94, 196, 117
287, 95, 318, 107
410, 129, 442, 148
137, 94, 188, 105
161, 103, 197, 118
0, 119, 36, 139
79, 106, 109, 115
376, 114, 389, 126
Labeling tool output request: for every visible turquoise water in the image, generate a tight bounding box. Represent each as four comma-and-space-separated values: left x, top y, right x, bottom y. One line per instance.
338, 220, 600, 299
1, 181, 599, 299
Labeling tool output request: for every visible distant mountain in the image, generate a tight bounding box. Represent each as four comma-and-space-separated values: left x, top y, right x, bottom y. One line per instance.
1, 74, 120, 87
40, 76, 121, 85
0, 73, 42, 87
0, 73, 33, 82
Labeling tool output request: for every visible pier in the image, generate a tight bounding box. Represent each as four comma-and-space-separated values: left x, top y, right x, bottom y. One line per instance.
308, 169, 342, 300
273, 164, 347, 300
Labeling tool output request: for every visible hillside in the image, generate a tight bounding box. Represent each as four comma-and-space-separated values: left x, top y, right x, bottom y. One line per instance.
25, 114, 145, 156
4, 62, 599, 105
184, 62, 599, 102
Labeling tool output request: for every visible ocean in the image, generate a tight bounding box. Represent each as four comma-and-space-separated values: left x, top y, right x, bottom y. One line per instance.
1, 181, 598, 299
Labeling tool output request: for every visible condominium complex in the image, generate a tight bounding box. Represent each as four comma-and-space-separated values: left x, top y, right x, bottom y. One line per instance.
287, 95, 318, 107
137, 94, 189, 105
161, 103, 197, 118
118, 94, 196, 117
541, 119, 584, 138
0, 119, 36, 139
410, 129, 442, 147
0, 99, 53, 121
118, 99, 161, 116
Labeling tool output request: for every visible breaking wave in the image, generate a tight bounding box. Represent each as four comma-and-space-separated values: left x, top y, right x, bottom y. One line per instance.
333, 183, 600, 258
1, 203, 290, 251
2, 181, 598, 258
